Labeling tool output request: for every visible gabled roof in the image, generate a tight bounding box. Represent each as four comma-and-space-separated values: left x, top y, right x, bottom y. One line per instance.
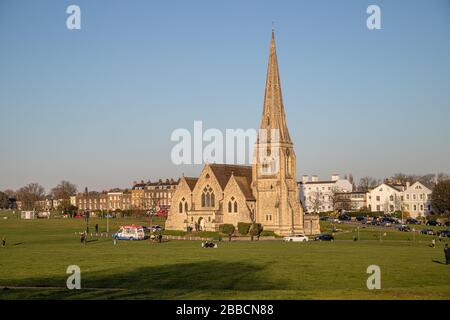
233, 175, 256, 201
209, 164, 252, 190
183, 177, 199, 191
406, 181, 433, 192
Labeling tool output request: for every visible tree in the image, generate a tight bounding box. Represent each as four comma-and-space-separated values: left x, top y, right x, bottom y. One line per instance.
3, 189, 16, 198
0, 191, 9, 209
348, 173, 356, 191
51, 180, 77, 200
358, 177, 379, 192
219, 224, 235, 242
237, 222, 251, 235
16, 183, 45, 211
437, 173, 450, 183
249, 223, 264, 241
310, 190, 323, 213
328, 186, 342, 211
431, 180, 450, 214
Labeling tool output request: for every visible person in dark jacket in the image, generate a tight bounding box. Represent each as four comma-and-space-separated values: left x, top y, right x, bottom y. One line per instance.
2, 236, 5, 247
95, 224, 99, 234
445, 244, 450, 265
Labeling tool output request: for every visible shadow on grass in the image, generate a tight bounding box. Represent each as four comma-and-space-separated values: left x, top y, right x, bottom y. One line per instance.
0, 260, 282, 299
431, 259, 448, 265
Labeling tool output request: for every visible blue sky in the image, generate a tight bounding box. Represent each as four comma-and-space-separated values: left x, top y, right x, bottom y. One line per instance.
0, 0, 449, 192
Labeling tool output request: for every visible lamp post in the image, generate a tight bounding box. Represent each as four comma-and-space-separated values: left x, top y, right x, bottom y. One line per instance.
84, 187, 89, 237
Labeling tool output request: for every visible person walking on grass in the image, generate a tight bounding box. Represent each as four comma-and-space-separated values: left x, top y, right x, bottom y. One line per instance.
431, 238, 436, 248
445, 244, 450, 265
95, 224, 99, 235
2, 236, 5, 248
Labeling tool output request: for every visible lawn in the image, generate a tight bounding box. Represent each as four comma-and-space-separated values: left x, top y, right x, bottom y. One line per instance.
0, 212, 449, 300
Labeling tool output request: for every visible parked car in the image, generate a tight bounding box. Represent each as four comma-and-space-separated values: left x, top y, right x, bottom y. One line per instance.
436, 229, 450, 238
420, 228, 435, 235
406, 218, 419, 225
151, 225, 163, 232
426, 220, 439, 226
355, 216, 365, 222
283, 234, 309, 242
314, 234, 334, 241
380, 221, 392, 227
371, 219, 380, 226
328, 218, 340, 224
338, 214, 351, 221
320, 216, 329, 221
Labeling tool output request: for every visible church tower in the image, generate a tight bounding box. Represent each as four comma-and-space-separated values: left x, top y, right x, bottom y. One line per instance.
252, 30, 304, 236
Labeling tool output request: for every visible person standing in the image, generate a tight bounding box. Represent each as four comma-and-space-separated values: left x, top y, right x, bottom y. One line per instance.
2, 236, 5, 248
431, 239, 436, 248
95, 224, 99, 235
445, 244, 450, 265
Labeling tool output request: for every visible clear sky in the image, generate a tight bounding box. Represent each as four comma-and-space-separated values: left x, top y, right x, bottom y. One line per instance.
1, 0, 449, 192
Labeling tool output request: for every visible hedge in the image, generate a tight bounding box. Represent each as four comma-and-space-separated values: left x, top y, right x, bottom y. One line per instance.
237, 222, 252, 235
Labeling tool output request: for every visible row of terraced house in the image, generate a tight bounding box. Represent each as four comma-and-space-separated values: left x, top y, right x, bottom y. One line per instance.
70, 178, 179, 212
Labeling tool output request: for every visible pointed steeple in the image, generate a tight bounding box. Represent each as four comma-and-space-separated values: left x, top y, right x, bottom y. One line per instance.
260, 29, 292, 143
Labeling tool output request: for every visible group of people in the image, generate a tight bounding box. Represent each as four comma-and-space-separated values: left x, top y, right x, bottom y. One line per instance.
202, 241, 217, 248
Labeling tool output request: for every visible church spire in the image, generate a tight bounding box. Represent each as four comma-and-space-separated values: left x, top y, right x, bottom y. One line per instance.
260, 29, 292, 143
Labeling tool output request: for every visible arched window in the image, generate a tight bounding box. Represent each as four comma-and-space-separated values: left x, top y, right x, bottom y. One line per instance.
184, 202, 188, 212
271, 157, 276, 173
202, 186, 214, 208
179, 202, 183, 213
228, 197, 237, 213
286, 149, 292, 176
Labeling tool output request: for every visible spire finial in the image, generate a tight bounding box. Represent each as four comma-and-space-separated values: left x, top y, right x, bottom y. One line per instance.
272, 21, 275, 32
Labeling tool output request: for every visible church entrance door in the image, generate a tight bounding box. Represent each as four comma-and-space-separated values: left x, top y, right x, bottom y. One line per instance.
198, 217, 205, 231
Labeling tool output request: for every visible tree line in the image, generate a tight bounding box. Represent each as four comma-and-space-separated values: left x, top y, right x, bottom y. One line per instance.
0, 180, 77, 211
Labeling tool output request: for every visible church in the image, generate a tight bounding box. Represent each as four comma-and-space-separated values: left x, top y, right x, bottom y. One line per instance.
165, 31, 320, 236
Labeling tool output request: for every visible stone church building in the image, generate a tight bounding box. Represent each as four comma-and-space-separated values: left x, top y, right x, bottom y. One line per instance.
165, 31, 320, 236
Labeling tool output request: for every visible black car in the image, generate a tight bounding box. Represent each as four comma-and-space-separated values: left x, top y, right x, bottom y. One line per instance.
437, 229, 450, 238
406, 218, 419, 225
320, 216, 329, 221
315, 234, 334, 241
420, 228, 434, 235
426, 220, 439, 226
356, 216, 365, 222
338, 214, 351, 221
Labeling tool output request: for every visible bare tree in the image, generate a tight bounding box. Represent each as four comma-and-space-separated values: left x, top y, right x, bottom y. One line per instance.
328, 186, 342, 211
309, 190, 323, 214
358, 176, 379, 192
348, 173, 356, 191
3, 189, 16, 198
436, 172, 450, 183
16, 183, 45, 211
51, 180, 77, 200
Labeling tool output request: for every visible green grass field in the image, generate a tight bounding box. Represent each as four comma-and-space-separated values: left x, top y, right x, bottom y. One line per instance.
0, 210, 449, 300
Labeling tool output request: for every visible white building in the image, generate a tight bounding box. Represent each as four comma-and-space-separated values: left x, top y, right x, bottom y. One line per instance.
300, 174, 353, 213
402, 181, 432, 218
367, 183, 404, 213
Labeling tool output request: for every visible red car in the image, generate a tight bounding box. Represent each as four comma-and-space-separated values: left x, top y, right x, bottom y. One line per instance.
155, 209, 168, 217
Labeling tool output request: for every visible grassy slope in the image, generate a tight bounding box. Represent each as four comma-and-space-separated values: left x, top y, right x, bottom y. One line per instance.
0, 212, 449, 300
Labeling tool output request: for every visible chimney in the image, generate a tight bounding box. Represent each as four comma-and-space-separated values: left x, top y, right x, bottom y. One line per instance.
331, 174, 340, 181
311, 175, 319, 182
302, 175, 309, 183
406, 181, 410, 189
